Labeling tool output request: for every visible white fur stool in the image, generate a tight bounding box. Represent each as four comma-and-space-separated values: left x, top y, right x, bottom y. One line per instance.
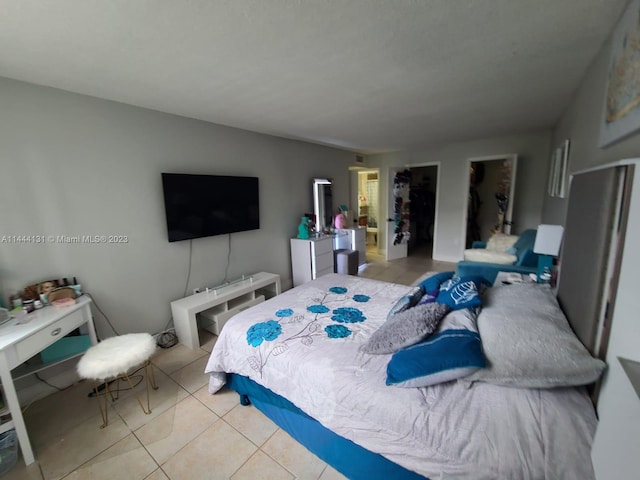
78, 333, 158, 428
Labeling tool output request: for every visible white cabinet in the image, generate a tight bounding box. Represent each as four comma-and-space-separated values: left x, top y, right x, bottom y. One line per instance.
170, 272, 281, 349
291, 236, 334, 287
590, 161, 640, 480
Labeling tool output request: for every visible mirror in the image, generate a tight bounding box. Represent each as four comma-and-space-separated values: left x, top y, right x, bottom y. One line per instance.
313, 178, 333, 233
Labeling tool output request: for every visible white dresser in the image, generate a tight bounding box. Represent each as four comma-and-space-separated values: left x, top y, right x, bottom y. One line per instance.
290, 236, 334, 287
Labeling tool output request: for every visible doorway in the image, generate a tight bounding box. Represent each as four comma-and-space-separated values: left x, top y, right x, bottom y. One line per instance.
356, 170, 380, 257
465, 155, 518, 249
385, 164, 440, 262
408, 165, 438, 258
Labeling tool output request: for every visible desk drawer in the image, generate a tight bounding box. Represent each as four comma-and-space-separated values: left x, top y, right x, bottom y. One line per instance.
16, 309, 85, 364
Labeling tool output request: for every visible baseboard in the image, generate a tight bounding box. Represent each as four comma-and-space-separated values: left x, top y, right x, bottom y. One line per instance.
432, 254, 461, 264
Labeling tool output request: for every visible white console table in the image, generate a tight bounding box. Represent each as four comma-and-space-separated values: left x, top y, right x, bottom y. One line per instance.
170, 272, 281, 350
0, 297, 96, 465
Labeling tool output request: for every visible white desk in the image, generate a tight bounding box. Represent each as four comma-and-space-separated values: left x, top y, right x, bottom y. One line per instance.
0, 296, 96, 465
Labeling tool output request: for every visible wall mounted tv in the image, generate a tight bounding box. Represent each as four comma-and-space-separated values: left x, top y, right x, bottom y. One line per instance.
161, 173, 260, 242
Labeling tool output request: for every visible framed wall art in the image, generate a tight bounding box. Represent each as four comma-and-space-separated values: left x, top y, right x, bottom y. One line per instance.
600, 0, 640, 147
548, 139, 570, 198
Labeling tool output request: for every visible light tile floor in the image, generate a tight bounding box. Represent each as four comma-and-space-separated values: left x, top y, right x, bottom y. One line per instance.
7, 249, 455, 480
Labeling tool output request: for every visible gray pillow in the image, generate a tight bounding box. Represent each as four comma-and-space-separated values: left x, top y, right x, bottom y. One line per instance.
463, 283, 606, 388
363, 302, 450, 354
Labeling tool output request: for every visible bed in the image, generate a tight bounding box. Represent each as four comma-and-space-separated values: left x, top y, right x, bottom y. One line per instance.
204, 273, 605, 479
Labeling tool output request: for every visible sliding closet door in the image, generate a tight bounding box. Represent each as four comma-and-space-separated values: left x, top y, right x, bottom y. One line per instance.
557, 166, 624, 355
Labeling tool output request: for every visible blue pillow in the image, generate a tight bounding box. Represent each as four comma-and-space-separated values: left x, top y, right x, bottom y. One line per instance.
416, 293, 437, 305
455, 274, 492, 289
386, 286, 423, 320
436, 277, 483, 310
417, 271, 454, 296
386, 309, 486, 387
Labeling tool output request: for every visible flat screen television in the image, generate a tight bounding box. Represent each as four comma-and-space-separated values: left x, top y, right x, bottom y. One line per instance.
161, 173, 260, 242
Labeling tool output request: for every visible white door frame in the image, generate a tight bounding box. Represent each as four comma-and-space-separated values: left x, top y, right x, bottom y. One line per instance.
462, 153, 518, 259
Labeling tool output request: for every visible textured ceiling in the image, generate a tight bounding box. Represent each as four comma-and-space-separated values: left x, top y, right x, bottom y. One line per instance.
0, 0, 627, 153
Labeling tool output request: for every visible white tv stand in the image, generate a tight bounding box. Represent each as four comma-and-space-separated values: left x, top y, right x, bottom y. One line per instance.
170, 272, 281, 349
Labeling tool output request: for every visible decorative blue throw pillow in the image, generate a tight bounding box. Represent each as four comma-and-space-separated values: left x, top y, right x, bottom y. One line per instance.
386, 309, 486, 387
386, 286, 424, 320
440, 275, 491, 291
416, 293, 437, 305
436, 277, 482, 310
417, 271, 454, 296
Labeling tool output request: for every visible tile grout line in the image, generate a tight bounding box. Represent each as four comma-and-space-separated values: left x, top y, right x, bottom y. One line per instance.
224, 417, 301, 480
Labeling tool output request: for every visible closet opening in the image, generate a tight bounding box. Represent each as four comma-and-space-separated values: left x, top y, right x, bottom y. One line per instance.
407, 165, 438, 259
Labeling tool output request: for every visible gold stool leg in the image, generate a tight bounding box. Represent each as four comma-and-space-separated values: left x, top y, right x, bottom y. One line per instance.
143, 362, 159, 415
147, 361, 159, 391
94, 381, 109, 429
91, 359, 159, 429
111, 377, 120, 401
123, 362, 153, 416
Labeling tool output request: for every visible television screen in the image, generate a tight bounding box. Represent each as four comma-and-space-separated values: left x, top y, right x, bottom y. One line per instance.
162, 173, 260, 242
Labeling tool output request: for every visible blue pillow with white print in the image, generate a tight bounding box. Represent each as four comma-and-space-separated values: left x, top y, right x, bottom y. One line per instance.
416, 293, 437, 305
439, 275, 491, 292
417, 271, 454, 296
436, 276, 486, 310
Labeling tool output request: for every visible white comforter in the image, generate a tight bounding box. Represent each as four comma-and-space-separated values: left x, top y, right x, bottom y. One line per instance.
205, 274, 597, 480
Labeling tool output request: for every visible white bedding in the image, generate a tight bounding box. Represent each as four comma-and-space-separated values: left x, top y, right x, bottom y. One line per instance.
205, 274, 597, 479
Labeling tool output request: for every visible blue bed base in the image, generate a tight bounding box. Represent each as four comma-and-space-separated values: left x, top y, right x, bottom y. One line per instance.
227, 373, 429, 480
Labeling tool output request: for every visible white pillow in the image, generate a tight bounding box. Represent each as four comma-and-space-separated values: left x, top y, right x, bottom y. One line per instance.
463, 249, 517, 264
463, 283, 606, 388
486, 233, 518, 252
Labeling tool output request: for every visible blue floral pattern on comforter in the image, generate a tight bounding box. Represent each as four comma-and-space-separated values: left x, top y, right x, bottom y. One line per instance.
244, 281, 371, 374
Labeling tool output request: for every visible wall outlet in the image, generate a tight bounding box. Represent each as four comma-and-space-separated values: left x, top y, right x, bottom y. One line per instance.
192, 288, 201, 295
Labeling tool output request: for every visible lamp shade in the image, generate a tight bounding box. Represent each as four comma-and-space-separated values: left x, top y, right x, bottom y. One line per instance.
533, 224, 564, 256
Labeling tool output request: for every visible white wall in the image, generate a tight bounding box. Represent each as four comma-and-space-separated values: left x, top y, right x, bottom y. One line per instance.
545, 28, 640, 480
367, 131, 552, 262
0, 77, 355, 338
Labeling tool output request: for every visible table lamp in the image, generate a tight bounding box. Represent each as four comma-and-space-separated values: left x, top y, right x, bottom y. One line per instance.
533, 224, 564, 283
